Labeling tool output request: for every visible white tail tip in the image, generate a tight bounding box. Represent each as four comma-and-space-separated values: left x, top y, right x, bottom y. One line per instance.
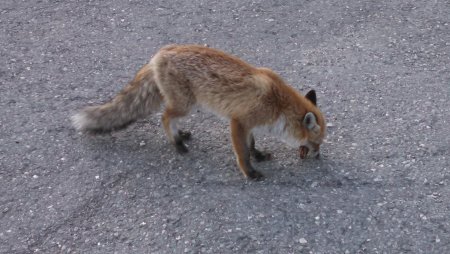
71, 112, 89, 131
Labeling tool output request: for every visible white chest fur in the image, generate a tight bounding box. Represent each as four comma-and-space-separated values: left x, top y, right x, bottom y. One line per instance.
253, 115, 301, 148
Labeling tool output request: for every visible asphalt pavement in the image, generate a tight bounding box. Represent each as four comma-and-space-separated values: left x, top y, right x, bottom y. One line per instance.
1, 0, 449, 253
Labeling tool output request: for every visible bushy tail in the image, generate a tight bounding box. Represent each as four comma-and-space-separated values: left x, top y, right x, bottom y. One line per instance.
71, 64, 163, 133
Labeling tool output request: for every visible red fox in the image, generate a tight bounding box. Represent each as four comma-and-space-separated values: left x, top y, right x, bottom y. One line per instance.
72, 45, 326, 179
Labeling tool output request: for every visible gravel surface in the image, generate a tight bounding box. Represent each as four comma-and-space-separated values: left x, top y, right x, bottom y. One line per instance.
1, 0, 449, 253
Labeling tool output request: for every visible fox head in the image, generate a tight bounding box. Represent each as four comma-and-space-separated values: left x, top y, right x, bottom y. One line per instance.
297, 90, 326, 159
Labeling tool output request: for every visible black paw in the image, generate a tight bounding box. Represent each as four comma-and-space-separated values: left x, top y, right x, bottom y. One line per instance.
178, 130, 192, 141
252, 150, 272, 162
248, 170, 265, 180
175, 138, 189, 154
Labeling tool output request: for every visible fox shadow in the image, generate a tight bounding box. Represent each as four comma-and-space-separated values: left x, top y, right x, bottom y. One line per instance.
72, 117, 370, 192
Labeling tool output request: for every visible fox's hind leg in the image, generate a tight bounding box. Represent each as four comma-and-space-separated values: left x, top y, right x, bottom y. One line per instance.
162, 107, 192, 153
156, 66, 194, 153
160, 92, 193, 153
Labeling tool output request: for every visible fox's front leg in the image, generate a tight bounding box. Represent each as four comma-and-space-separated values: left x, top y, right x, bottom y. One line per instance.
248, 134, 272, 162
230, 119, 264, 180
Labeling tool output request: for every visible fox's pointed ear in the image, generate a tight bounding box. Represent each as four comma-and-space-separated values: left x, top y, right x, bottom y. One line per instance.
303, 112, 318, 131
305, 90, 317, 105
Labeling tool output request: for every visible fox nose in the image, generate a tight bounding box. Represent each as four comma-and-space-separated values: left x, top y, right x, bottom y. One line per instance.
299, 146, 308, 159
299, 146, 321, 159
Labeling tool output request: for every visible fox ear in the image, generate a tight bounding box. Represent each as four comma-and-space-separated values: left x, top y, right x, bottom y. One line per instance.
305, 90, 317, 105
303, 112, 318, 131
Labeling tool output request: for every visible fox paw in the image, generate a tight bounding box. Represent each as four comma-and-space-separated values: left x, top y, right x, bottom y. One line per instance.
174, 138, 189, 154
248, 170, 265, 180
252, 150, 272, 162
178, 130, 192, 141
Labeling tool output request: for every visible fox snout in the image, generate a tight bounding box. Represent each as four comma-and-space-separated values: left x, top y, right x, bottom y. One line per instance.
299, 145, 321, 159
299, 109, 325, 160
